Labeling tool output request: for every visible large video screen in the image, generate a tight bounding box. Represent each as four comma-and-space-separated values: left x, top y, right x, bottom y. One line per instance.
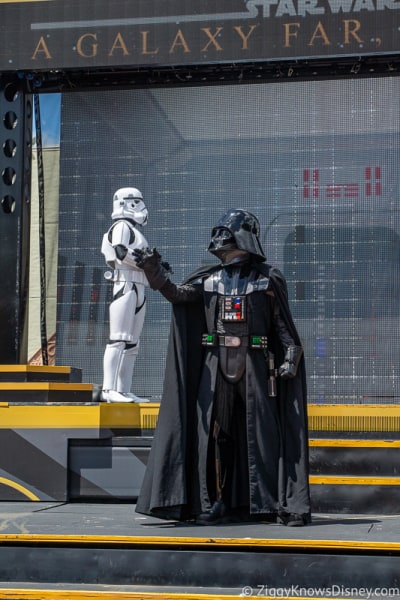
56, 77, 400, 402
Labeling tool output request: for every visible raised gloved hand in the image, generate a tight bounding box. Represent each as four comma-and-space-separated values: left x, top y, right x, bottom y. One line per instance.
134, 247, 160, 268
133, 248, 170, 290
278, 345, 303, 379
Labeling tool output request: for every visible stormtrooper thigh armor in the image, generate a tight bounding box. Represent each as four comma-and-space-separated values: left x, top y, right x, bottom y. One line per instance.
102, 281, 148, 403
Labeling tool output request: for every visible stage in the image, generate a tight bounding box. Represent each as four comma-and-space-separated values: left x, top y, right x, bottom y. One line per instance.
0, 502, 399, 599
0, 372, 399, 597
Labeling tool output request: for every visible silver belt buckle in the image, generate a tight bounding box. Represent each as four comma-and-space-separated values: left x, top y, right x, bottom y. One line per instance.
224, 336, 241, 347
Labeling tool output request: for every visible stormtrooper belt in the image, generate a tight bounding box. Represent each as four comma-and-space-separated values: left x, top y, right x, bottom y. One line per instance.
104, 269, 148, 285
202, 334, 268, 349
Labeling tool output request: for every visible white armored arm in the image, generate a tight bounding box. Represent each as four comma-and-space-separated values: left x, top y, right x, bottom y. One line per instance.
102, 220, 148, 270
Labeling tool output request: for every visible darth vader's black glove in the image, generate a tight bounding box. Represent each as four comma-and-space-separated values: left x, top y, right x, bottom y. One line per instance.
278, 345, 303, 379
133, 248, 171, 290
134, 247, 158, 268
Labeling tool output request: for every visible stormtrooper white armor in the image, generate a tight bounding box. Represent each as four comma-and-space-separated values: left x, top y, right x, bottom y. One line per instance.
101, 187, 150, 403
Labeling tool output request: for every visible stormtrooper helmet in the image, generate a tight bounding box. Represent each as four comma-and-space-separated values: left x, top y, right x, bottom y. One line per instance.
111, 187, 148, 225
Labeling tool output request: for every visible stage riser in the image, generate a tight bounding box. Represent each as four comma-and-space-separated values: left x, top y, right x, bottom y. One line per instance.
0, 546, 398, 591
0, 368, 91, 403
310, 446, 400, 475
0, 401, 400, 511
310, 484, 400, 514
0, 390, 93, 402
0, 367, 82, 383
1, 432, 400, 512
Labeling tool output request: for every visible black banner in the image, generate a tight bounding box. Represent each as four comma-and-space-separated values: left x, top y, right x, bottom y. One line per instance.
0, 0, 400, 72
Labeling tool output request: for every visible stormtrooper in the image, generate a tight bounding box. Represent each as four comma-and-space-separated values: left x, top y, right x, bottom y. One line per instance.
101, 187, 149, 403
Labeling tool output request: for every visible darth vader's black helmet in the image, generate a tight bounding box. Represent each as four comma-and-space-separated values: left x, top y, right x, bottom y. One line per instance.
208, 208, 266, 262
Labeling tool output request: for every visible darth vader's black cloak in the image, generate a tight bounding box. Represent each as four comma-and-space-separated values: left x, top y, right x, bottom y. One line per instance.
135, 262, 311, 523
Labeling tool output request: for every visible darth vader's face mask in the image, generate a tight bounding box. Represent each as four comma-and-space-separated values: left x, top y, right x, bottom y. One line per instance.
207, 209, 266, 263
209, 227, 236, 252
208, 227, 250, 266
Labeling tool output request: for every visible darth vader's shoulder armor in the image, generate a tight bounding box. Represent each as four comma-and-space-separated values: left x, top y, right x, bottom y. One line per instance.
204, 267, 270, 296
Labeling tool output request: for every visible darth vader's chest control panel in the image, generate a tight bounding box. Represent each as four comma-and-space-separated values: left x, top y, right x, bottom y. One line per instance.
220, 295, 247, 322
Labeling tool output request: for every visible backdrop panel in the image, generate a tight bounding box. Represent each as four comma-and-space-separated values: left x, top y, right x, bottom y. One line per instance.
56, 77, 400, 402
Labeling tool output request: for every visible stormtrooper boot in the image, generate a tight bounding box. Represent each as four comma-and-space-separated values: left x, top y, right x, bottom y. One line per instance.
102, 341, 149, 403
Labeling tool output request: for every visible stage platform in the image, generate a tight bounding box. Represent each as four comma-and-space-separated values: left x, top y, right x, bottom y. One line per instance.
0, 369, 399, 598
0, 502, 399, 599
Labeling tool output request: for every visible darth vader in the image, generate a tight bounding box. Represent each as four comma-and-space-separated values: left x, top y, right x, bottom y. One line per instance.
135, 209, 311, 526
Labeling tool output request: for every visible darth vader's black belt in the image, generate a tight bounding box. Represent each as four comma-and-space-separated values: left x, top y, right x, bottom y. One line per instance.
202, 334, 268, 349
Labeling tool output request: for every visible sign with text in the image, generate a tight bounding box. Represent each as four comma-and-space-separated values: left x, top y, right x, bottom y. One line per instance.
0, 0, 399, 72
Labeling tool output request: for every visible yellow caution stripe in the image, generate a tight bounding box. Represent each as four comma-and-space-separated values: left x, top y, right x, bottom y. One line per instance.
0, 477, 40, 501
0, 383, 92, 391
308, 403, 400, 432
1, 533, 400, 553
0, 0, 50, 3
0, 402, 399, 433
310, 475, 400, 486
0, 591, 362, 600
309, 439, 400, 447
0, 365, 76, 374
0, 403, 160, 429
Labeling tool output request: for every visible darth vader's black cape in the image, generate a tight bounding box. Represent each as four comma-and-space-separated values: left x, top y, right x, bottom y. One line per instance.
135, 262, 311, 522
